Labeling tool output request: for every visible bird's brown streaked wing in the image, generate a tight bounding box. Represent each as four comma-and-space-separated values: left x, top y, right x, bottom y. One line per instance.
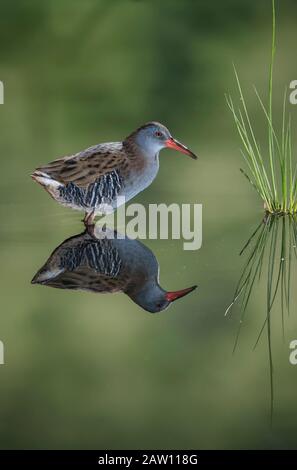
46, 266, 122, 293
35, 144, 129, 188
44, 266, 129, 293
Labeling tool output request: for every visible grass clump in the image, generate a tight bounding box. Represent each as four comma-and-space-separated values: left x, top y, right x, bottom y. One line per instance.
226, 0, 296, 214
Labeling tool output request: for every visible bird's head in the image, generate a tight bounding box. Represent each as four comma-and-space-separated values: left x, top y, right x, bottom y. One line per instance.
126, 121, 197, 160
129, 282, 197, 313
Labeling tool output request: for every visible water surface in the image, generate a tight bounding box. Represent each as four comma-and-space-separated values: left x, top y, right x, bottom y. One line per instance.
0, 0, 297, 450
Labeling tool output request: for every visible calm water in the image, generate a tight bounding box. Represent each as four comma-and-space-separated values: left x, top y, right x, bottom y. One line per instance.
0, 0, 297, 450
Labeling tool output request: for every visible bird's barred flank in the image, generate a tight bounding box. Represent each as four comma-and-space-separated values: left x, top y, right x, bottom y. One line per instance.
59, 239, 122, 278
59, 170, 123, 209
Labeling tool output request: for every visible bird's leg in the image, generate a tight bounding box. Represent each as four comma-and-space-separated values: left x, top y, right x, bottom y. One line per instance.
83, 210, 95, 227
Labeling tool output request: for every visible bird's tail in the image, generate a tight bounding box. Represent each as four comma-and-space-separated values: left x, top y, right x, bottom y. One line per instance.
31, 266, 64, 284
31, 170, 64, 199
31, 170, 63, 188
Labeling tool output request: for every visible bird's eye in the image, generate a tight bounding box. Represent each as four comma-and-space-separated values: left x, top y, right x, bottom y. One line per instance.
155, 131, 163, 138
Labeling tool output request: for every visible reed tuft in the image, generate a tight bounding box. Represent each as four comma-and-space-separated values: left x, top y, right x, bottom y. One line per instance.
227, 0, 296, 214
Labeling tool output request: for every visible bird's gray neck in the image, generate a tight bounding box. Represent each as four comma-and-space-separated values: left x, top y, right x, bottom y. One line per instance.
124, 135, 161, 161
127, 279, 163, 301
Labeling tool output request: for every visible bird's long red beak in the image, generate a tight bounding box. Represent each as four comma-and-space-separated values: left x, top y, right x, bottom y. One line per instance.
165, 137, 197, 160
165, 285, 197, 302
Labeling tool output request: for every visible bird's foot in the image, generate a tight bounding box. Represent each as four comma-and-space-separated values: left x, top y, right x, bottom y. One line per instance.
83, 211, 95, 227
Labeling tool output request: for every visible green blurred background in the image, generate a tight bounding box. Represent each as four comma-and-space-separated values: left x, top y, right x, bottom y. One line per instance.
0, 0, 297, 449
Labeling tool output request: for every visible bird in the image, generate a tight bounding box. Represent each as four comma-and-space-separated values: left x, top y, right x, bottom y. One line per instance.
31, 225, 197, 313
31, 122, 197, 225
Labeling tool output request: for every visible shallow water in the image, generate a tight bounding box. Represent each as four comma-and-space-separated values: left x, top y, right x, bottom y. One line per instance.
1, 0, 297, 450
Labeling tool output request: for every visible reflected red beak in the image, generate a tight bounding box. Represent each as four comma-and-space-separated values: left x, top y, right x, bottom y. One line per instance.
165, 285, 197, 302
165, 137, 197, 160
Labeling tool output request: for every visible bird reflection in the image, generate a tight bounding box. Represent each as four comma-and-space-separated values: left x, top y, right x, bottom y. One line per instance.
31, 225, 197, 313
226, 213, 297, 421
